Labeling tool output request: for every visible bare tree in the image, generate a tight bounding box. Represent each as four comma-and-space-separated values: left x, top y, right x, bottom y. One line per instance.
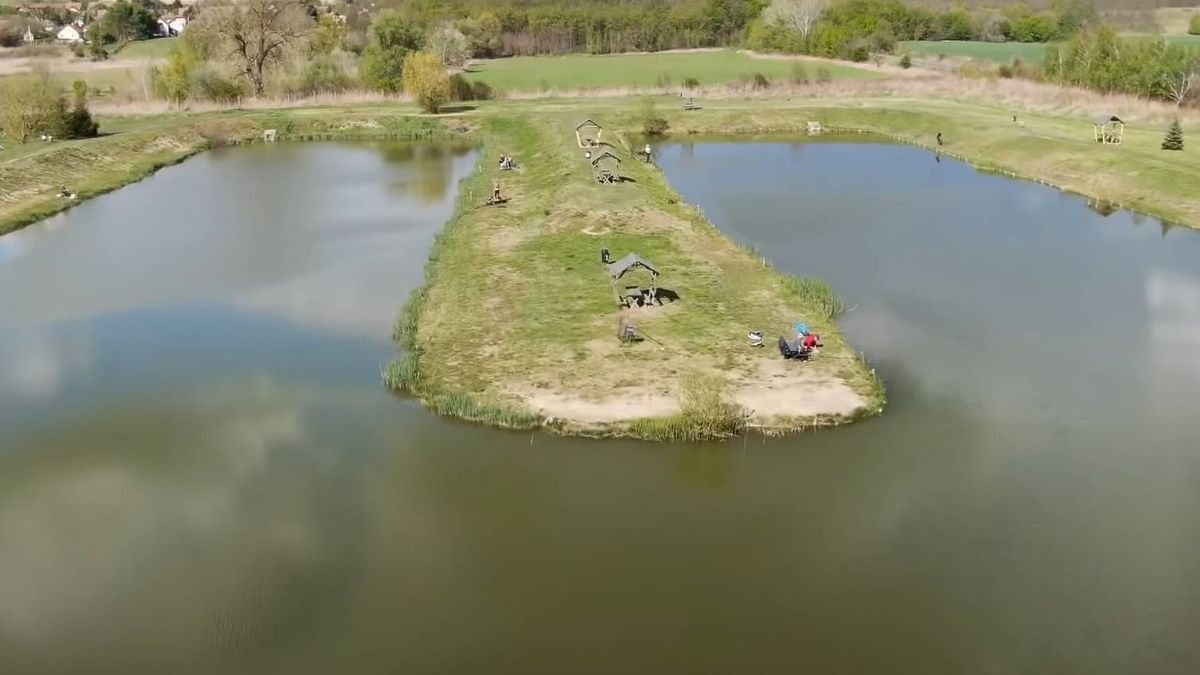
1162, 69, 1196, 107
211, 0, 311, 97
763, 0, 827, 38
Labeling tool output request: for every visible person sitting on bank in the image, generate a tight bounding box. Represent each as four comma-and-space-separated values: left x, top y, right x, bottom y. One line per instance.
802, 332, 821, 353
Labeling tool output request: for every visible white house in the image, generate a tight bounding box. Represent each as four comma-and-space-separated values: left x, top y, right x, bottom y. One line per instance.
157, 16, 187, 36
56, 24, 83, 42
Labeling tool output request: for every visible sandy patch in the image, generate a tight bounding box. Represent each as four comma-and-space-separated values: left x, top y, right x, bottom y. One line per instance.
733, 357, 864, 421
511, 387, 680, 424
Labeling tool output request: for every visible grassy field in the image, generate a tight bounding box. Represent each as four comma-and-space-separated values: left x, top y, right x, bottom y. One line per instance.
902, 40, 1051, 63
114, 37, 178, 59
904, 35, 1200, 64
462, 50, 880, 92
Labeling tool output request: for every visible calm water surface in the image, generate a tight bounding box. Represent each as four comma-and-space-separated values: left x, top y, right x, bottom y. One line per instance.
2, 139, 1200, 674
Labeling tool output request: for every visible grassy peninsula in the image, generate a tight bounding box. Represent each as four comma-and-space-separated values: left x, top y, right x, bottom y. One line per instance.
386, 109, 883, 439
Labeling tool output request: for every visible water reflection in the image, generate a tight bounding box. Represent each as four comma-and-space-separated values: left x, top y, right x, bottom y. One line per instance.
6, 139, 1200, 673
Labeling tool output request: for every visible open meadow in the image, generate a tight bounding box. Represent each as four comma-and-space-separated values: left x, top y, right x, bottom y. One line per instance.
462, 50, 881, 92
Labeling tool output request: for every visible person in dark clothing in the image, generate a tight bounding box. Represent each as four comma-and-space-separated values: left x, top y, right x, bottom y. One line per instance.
936, 132, 944, 146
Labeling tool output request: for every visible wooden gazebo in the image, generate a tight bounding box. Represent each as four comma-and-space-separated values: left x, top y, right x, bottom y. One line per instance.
591, 151, 622, 183
1094, 114, 1124, 145
575, 119, 603, 148
606, 251, 660, 307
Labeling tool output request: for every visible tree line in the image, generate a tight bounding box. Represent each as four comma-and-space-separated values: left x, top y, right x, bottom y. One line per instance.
1044, 25, 1198, 104
748, 0, 1101, 62
383, 0, 767, 56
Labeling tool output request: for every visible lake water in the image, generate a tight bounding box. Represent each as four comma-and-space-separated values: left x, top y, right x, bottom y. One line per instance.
2, 139, 1200, 674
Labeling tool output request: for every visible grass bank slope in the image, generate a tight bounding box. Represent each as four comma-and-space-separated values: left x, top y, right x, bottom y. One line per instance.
464, 50, 879, 92
394, 109, 882, 439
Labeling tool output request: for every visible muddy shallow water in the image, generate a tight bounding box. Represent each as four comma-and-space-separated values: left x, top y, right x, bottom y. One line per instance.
2, 139, 1199, 674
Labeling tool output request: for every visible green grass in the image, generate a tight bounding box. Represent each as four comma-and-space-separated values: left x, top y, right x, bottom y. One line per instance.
904, 35, 1200, 65
902, 40, 1051, 64
114, 37, 178, 59
463, 50, 880, 92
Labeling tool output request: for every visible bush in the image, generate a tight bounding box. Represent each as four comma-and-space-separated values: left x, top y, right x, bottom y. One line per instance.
815, 66, 832, 84
681, 76, 700, 88
0, 69, 98, 142
194, 71, 245, 103
1191, 15, 1200, 36
448, 73, 474, 101
751, 72, 771, 89
471, 80, 494, 100
446, 74, 494, 101
1162, 119, 1184, 151
842, 39, 870, 62
899, 53, 912, 69
789, 62, 809, 84
1011, 14, 1057, 42
402, 51, 451, 113
654, 73, 673, 88
998, 63, 1014, 78
639, 96, 669, 135
300, 57, 352, 95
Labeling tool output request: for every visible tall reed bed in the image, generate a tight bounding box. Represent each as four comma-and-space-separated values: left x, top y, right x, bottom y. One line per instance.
781, 275, 845, 319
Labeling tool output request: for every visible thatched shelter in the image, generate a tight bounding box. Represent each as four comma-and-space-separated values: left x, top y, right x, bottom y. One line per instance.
575, 119, 603, 148
591, 151, 622, 183
1094, 114, 1124, 145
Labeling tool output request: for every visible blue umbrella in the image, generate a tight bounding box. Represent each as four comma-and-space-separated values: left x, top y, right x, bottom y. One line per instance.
794, 322, 809, 336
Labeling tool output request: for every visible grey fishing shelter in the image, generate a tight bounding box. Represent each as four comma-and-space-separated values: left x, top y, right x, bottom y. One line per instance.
608, 253, 659, 306
1093, 114, 1123, 145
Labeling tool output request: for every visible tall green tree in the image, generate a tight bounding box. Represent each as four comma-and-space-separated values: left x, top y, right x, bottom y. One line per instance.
97, 0, 157, 46
361, 12, 423, 92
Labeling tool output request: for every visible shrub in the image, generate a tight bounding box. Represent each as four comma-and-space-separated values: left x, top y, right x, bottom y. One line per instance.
639, 96, 669, 135
789, 62, 809, 84
751, 72, 771, 89
1191, 15, 1200, 36
842, 39, 870, 62
402, 51, 451, 113
300, 57, 352, 95
899, 53, 912, 69
448, 73, 474, 101
194, 71, 245, 103
998, 63, 1014, 78
654, 73, 673, 88
0, 67, 97, 142
681, 76, 700, 88
815, 66, 832, 84
152, 47, 196, 104
1162, 119, 1184, 151
470, 80, 494, 100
